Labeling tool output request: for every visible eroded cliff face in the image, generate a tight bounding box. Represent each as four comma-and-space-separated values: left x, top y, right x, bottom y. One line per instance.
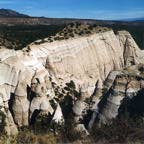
30, 30, 140, 88
0, 30, 142, 135
97, 64, 144, 124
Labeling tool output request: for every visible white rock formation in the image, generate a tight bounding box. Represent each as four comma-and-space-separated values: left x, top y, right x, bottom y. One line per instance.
0, 30, 142, 135
52, 104, 64, 123
94, 64, 144, 126
30, 83, 54, 118
72, 88, 89, 135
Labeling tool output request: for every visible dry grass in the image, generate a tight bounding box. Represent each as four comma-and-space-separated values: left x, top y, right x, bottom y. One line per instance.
91, 117, 144, 144
0, 131, 56, 144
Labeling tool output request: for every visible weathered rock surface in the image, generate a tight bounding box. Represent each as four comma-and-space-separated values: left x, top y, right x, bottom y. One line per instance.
52, 104, 64, 123
95, 64, 144, 125
72, 87, 90, 135
0, 29, 142, 135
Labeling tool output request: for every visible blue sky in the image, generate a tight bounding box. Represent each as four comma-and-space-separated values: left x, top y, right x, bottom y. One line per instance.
0, 0, 144, 20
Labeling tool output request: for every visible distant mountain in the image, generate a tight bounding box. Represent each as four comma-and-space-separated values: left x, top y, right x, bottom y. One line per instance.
0, 8, 29, 18
121, 17, 144, 22
0, 9, 143, 50
0, 8, 144, 26
134, 17, 144, 22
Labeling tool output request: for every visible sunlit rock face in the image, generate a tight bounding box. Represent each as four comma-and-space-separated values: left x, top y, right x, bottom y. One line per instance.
117, 31, 141, 66
0, 30, 141, 135
33, 30, 140, 89
97, 64, 144, 125
0, 63, 19, 135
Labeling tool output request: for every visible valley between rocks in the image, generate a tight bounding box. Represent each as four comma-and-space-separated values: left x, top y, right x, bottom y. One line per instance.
0, 27, 144, 143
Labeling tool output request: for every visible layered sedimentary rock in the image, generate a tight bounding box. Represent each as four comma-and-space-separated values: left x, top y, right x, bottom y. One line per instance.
95, 64, 144, 125
72, 87, 90, 135
0, 30, 142, 134
32, 30, 140, 89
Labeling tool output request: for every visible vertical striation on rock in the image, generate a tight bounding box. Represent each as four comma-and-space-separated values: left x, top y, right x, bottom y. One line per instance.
0, 29, 142, 135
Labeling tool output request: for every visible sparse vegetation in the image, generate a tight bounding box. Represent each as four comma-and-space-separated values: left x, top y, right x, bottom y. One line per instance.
0, 22, 143, 50
91, 116, 144, 144
0, 24, 65, 50
54, 22, 111, 40
17, 129, 56, 144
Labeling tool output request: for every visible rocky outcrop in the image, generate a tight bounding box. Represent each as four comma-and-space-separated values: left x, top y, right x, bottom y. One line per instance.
95, 64, 144, 125
72, 87, 90, 135
117, 31, 141, 66
0, 62, 19, 135
30, 82, 54, 120
0, 29, 142, 135
33, 30, 140, 89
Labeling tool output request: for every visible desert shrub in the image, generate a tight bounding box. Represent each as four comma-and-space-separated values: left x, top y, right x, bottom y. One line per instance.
17, 130, 36, 144
53, 36, 61, 40
85, 30, 91, 34
32, 113, 53, 134
37, 133, 56, 144
69, 23, 75, 27
64, 36, 69, 39
0, 24, 65, 50
66, 80, 75, 89
91, 116, 144, 143
78, 31, 84, 35
17, 130, 56, 144
69, 33, 74, 37
58, 112, 83, 142
0, 135, 17, 144
49, 39, 53, 42
139, 66, 144, 73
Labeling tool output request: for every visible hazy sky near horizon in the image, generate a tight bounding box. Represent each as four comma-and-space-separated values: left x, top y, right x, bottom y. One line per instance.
0, 0, 144, 20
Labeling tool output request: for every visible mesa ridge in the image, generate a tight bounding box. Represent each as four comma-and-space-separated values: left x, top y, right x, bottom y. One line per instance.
0, 28, 143, 138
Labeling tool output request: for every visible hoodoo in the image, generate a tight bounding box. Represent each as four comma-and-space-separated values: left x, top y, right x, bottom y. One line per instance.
0, 28, 142, 135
